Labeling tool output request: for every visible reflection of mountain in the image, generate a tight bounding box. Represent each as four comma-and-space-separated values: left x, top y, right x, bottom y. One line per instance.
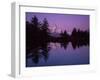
49, 32, 61, 38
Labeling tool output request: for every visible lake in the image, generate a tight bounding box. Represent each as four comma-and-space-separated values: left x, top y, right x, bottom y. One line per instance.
26, 42, 89, 67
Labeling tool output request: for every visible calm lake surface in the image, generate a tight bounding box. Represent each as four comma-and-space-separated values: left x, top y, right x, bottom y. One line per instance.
26, 42, 89, 67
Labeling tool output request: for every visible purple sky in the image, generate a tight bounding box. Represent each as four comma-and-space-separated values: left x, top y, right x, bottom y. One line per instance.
26, 12, 89, 33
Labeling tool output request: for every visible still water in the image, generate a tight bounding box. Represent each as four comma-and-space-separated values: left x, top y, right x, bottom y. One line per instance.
26, 42, 89, 67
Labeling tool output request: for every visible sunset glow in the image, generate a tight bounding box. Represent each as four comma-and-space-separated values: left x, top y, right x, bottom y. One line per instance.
26, 12, 89, 33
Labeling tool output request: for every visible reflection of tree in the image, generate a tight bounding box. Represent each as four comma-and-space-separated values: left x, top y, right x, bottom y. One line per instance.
31, 45, 50, 64
32, 48, 40, 64
26, 42, 51, 65
60, 41, 69, 50
40, 42, 51, 62
26, 16, 89, 65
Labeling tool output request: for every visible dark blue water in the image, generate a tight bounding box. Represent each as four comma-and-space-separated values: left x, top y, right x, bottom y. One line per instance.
26, 42, 89, 67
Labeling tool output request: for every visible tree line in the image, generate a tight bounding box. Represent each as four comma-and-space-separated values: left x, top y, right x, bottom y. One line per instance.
26, 16, 89, 52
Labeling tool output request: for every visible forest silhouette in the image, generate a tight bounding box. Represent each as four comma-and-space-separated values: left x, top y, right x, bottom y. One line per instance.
26, 16, 89, 65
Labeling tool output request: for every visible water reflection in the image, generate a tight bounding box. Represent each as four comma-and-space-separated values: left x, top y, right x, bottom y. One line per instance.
26, 40, 89, 67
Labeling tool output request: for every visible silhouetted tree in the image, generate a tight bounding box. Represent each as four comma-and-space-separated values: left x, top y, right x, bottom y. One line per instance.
63, 30, 69, 37
60, 30, 69, 42
71, 28, 77, 37
31, 16, 38, 27
70, 28, 89, 49
41, 18, 49, 32
41, 18, 50, 41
